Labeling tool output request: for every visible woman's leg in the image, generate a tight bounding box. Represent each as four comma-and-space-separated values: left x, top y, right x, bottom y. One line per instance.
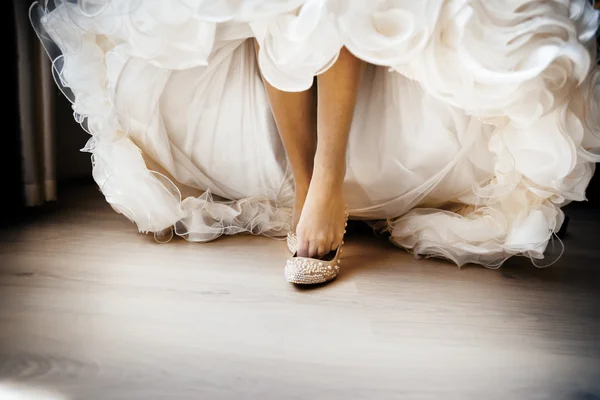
254, 41, 317, 232
296, 47, 365, 258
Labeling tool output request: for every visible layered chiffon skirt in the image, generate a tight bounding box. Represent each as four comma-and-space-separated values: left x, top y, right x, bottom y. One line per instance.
31, 0, 600, 267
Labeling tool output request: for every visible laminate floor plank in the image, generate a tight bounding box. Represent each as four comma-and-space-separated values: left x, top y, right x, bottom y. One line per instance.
0, 186, 599, 400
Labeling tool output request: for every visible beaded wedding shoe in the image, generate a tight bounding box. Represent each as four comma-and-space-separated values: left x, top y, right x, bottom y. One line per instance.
284, 208, 349, 285
286, 232, 297, 254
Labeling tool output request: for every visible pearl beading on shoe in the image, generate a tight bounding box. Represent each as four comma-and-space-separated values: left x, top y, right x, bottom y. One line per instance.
285, 253, 342, 284
284, 208, 349, 285
286, 232, 297, 255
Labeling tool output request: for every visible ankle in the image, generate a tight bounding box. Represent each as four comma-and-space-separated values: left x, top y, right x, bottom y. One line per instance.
314, 155, 346, 184
309, 176, 344, 196
312, 166, 345, 189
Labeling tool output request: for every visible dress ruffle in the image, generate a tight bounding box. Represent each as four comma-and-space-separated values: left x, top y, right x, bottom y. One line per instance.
31, 0, 600, 267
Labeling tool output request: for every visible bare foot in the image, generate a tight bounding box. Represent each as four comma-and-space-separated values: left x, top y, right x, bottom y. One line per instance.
295, 174, 346, 258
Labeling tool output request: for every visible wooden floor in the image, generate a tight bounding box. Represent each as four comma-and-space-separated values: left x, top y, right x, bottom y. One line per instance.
1, 185, 599, 400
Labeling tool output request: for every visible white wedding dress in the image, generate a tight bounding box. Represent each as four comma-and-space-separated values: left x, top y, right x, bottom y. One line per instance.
31, 0, 600, 267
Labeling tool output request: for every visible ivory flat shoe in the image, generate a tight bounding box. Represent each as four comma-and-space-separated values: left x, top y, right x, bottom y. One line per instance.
284, 208, 348, 285
286, 232, 297, 255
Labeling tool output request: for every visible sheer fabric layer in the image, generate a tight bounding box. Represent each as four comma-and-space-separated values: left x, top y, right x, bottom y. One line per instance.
31, 0, 600, 266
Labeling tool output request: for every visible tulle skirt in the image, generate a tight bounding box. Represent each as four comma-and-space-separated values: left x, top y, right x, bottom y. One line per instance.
31, 0, 600, 267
